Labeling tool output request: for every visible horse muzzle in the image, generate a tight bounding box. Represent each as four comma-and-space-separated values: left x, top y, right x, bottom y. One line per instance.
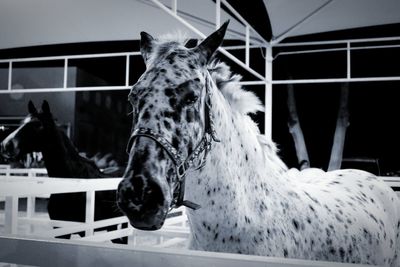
0, 139, 19, 159
117, 174, 170, 231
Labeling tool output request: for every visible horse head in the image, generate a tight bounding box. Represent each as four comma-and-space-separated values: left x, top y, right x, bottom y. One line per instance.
117, 22, 229, 230
0, 100, 55, 159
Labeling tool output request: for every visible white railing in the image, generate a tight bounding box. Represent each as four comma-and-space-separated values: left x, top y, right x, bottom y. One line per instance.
0, 167, 388, 267
0, 169, 189, 249
0, 235, 372, 267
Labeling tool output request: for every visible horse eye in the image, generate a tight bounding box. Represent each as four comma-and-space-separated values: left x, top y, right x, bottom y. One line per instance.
184, 94, 199, 105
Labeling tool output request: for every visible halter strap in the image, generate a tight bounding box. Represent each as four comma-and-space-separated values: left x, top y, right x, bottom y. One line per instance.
126, 73, 219, 210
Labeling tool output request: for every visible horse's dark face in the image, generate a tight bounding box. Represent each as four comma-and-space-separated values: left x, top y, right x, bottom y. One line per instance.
0, 101, 53, 160
117, 22, 229, 230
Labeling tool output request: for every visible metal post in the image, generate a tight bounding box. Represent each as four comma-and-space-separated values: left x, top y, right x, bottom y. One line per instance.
171, 0, 177, 14
26, 196, 35, 218
245, 26, 250, 67
85, 190, 95, 236
8, 61, 12, 91
5, 196, 18, 234
63, 58, 68, 88
125, 55, 130, 86
265, 46, 273, 140
216, 0, 221, 29
347, 42, 351, 79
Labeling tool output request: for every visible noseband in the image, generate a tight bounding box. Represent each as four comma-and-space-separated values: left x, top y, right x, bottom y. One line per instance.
126, 75, 219, 210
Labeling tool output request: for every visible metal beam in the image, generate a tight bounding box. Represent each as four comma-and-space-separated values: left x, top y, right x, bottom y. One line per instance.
274, 36, 400, 47
273, 76, 400, 85
271, 0, 335, 45
0, 52, 141, 64
219, 0, 269, 47
0, 86, 131, 94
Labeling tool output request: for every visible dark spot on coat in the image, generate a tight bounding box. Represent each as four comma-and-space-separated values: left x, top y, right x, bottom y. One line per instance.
292, 219, 299, 230
165, 88, 174, 97
163, 120, 171, 129
339, 247, 345, 259
142, 111, 150, 120
172, 137, 179, 149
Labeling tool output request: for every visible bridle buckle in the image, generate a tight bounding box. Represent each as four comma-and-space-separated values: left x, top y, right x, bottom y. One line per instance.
177, 163, 186, 178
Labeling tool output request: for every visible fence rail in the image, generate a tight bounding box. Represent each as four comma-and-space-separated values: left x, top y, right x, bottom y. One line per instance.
0, 167, 189, 251
0, 167, 397, 266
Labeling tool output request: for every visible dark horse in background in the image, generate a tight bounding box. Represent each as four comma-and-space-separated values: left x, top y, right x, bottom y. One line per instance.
0, 100, 127, 243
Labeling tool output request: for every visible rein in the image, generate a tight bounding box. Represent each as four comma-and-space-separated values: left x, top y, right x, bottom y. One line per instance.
126, 74, 219, 210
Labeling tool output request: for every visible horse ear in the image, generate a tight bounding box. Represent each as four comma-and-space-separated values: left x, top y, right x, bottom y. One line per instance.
28, 101, 38, 115
195, 20, 229, 63
140, 31, 155, 63
42, 100, 50, 114
185, 39, 198, 48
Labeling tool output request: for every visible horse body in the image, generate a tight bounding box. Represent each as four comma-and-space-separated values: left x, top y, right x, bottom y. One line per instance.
183, 67, 400, 265
42, 126, 120, 223
118, 22, 400, 265
1, 101, 125, 242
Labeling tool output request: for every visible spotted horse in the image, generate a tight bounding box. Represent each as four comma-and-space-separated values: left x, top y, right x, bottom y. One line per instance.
117, 21, 400, 266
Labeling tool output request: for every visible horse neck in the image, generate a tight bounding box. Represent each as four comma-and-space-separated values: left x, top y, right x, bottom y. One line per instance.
41, 127, 102, 178
185, 80, 288, 211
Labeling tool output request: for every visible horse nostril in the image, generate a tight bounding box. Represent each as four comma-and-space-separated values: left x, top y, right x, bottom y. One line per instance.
117, 177, 165, 214
145, 180, 165, 210
1, 140, 16, 157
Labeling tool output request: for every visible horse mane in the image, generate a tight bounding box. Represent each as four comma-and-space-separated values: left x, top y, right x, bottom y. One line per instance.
208, 60, 264, 115
208, 61, 287, 172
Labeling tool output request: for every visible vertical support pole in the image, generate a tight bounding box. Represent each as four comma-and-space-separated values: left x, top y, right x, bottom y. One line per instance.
265, 46, 273, 140
63, 58, 68, 88
27, 196, 36, 233
181, 207, 187, 227
26, 196, 35, 218
85, 190, 95, 237
346, 42, 351, 79
8, 61, 12, 91
171, 0, 177, 14
5, 196, 18, 234
245, 26, 250, 67
125, 55, 130, 86
216, 0, 221, 29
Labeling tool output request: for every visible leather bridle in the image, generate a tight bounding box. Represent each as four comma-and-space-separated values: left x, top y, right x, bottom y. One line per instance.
126, 75, 219, 210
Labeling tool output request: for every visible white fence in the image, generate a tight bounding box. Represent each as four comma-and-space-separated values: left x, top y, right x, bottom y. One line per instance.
0, 167, 188, 247
1, 167, 396, 267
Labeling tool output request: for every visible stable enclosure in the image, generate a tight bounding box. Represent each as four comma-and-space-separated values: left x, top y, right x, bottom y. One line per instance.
1, 0, 400, 266
3, 167, 398, 267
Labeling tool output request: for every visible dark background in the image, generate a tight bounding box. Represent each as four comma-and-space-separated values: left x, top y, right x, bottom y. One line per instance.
0, 23, 399, 174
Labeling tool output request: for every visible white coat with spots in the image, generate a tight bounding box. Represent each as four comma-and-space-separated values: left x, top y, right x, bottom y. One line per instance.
185, 63, 400, 266
118, 22, 400, 266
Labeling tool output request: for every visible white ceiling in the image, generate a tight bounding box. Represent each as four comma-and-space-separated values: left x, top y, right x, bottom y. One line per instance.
0, 0, 244, 50
264, 0, 400, 42
1, 0, 399, 50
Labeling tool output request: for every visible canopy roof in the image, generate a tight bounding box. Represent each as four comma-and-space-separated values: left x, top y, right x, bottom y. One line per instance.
0, 0, 399, 50
263, 0, 400, 43
0, 0, 244, 50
